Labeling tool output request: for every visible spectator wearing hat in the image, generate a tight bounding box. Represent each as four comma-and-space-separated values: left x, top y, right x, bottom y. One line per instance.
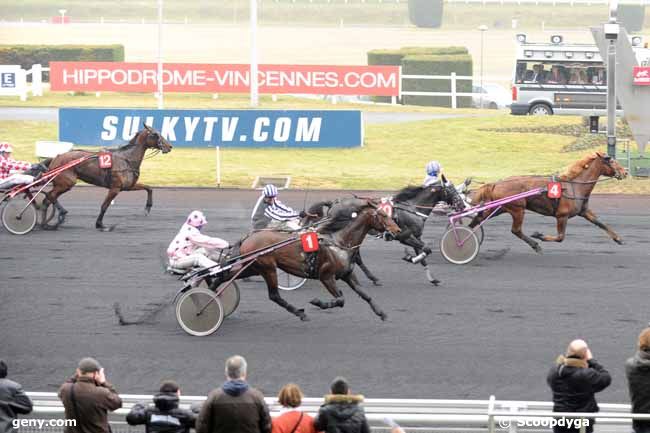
58, 357, 122, 433
272, 383, 317, 433
0, 359, 33, 433
626, 327, 650, 433
197, 355, 271, 433
313, 377, 370, 433
547, 339, 611, 433
127, 380, 197, 433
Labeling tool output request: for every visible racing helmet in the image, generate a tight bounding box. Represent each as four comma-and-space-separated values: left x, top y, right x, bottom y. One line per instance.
426, 160, 441, 176
0, 142, 13, 153
186, 210, 207, 228
263, 184, 278, 198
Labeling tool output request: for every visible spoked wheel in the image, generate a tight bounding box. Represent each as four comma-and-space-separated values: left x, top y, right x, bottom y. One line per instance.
33, 192, 55, 226
277, 269, 307, 291
446, 218, 484, 245
217, 282, 241, 318
175, 287, 224, 337
440, 226, 480, 265
2, 197, 37, 235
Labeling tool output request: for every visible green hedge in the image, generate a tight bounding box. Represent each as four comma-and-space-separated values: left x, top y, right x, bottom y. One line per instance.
0, 45, 124, 80
367, 46, 472, 106
402, 54, 473, 107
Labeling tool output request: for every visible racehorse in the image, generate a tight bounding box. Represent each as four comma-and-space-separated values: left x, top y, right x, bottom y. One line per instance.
238, 201, 400, 322
468, 151, 627, 253
305, 180, 465, 285
41, 124, 172, 231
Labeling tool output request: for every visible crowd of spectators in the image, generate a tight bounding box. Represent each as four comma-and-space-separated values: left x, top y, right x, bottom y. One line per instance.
517, 63, 607, 85
3, 328, 650, 433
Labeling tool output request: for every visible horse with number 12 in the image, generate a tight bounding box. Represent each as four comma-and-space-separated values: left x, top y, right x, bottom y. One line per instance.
40, 124, 172, 231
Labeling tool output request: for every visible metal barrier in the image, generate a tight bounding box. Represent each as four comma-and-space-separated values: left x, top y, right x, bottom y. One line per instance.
21, 392, 650, 433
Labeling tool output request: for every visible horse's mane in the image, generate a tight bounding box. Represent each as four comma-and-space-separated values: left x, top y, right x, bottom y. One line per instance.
394, 185, 426, 201
319, 204, 370, 234
559, 152, 600, 180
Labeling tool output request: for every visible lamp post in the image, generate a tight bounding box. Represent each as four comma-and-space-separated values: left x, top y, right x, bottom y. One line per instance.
604, 0, 618, 158
478, 25, 488, 109
157, 0, 164, 109
250, 0, 259, 107
58, 9, 67, 24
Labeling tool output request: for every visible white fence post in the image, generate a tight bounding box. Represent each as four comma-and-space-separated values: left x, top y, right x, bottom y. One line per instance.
18, 69, 27, 101
487, 395, 496, 433
450, 72, 457, 109
32, 64, 43, 96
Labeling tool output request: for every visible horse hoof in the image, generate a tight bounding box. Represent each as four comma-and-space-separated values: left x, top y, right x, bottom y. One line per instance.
401, 255, 413, 263
145, 207, 151, 216
335, 298, 345, 308
615, 238, 625, 245
531, 231, 543, 240
379, 312, 388, 321
300, 314, 310, 322
533, 244, 543, 254
372, 280, 383, 286
309, 298, 322, 307
42, 224, 58, 231
429, 279, 441, 286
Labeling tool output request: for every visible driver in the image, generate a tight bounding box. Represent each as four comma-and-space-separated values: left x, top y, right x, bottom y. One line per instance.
0, 142, 42, 189
167, 210, 230, 272
251, 184, 306, 231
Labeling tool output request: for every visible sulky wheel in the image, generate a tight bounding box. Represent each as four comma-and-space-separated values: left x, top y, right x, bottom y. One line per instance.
2, 197, 37, 235
175, 287, 224, 337
217, 282, 241, 318
446, 218, 484, 245
440, 226, 480, 265
277, 269, 307, 291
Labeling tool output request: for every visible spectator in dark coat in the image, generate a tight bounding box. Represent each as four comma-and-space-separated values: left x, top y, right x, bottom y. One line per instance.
0, 360, 33, 433
313, 377, 370, 433
547, 339, 611, 433
626, 327, 650, 433
196, 355, 271, 433
127, 380, 197, 433
58, 357, 123, 433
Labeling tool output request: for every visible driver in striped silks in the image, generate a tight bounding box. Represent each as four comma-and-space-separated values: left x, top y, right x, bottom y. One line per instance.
251, 184, 306, 231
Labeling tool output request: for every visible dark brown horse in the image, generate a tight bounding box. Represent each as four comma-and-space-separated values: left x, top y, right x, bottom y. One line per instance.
42, 124, 172, 231
238, 201, 400, 321
469, 152, 627, 253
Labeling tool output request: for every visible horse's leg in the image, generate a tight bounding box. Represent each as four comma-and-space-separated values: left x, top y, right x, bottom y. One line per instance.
509, 208, 542, 253
419, 257, 440, 286
531, 216, 569, 242
43, 186, 71, 229
353, 250, 381, 286
309, 275, 345, 309
260, 267, 309, 321
96, 188, 120, 231
341, 272, 387, 321
580, 208, 624, 245
129, 182, 153, 215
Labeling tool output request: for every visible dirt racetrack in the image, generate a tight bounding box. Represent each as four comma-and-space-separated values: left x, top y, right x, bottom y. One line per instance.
1, 187, 649, 401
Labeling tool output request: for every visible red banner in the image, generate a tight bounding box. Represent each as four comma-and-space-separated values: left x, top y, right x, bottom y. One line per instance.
633, 66, 650, 85
49, 62, 400, 96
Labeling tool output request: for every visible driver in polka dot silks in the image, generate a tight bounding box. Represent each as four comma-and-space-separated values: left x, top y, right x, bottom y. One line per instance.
167, 210, 230, 272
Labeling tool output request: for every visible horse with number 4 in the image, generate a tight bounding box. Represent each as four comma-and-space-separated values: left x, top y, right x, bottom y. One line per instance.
440, 152, 628, 264
174, 200, 400, 336
39, 124, 172, 231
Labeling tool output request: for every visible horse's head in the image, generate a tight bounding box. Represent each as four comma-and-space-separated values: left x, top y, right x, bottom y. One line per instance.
594, 151, 627, 180
141, 124, 173, 154
365, 201, 400, 235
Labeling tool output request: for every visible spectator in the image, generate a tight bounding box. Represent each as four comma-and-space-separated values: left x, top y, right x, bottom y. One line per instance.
58, 357, 122, 433
547, 65, 567, 84
525, 64, 546, 83
197, 355, 271, 433
272, 384, 317, 433
547, 339, 611, 433
626, 327, 650, 433
126, 380, 197, 433
313, 377, 370, 433
0, 359, 33, 433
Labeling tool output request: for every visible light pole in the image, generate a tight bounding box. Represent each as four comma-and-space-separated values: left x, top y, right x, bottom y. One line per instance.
604, 0, 619, 158
157, 0, 164, 109
250, 0, 259, 107
58, 9, 67, 24
478, 25, 488, 109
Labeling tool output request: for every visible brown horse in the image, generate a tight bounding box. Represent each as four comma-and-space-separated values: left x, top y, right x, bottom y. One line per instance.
238, 201, 400, 321
469, 152, 627, 253
42, 124, 172, 231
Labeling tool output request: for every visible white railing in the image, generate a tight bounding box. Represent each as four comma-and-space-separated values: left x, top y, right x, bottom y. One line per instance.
3, 64, 49, 101
23, 392, 650, 432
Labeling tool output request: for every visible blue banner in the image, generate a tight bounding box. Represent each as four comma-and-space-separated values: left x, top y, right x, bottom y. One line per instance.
58, 108, 363, 148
